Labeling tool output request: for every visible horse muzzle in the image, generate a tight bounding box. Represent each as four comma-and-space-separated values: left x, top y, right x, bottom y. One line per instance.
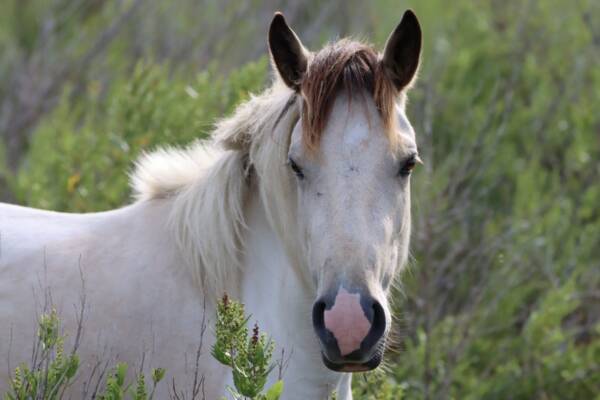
312, 287, 387, 372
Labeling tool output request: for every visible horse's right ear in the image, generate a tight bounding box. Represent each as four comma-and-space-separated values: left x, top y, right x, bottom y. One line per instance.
268, 12, 308, 91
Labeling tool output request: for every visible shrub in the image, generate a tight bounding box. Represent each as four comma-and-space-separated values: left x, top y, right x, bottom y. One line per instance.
4, 309, 79, 400
15, 59, 267, 212
5, 0, 599, 398
3, 309, 165, 400
3, 294, 284, 400
371, 0, 600, 398
212, 295, 283, 400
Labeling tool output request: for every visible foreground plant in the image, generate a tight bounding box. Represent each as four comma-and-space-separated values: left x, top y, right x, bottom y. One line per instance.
212, 295, 283, 400
97, 363, 165, 400
5, 309, 79, 400
4, 309, 165, 400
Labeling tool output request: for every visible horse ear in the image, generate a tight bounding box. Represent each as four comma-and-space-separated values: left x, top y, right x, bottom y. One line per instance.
268, 12, 308, 90
381, 10, 422, 91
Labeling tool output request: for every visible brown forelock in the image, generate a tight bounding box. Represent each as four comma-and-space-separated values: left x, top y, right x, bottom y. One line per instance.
300, 39, 397, 153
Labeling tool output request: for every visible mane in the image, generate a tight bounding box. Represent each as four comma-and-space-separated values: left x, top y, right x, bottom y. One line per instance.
130, 79, 297, 299
129, 39, 405, 298
301, 39, 400, 153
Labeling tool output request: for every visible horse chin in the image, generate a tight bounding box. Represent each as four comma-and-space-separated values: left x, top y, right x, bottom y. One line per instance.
320, 350, 383, 373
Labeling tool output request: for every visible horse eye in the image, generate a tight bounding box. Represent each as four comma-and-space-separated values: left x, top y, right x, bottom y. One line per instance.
288, 158, 305, 179
398, 155, 418, 177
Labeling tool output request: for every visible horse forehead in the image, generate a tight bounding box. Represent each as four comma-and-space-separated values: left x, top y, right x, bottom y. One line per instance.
325, 94, 388, 154
341, 115, 372, 148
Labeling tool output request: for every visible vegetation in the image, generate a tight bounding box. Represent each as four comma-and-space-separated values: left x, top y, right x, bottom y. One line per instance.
4, 309, 165, 400
5, 310, 79, 400
212, 295, 283, 400
1, 0, 598, 398
13, 60, 266, 211
4, 297, 281, 400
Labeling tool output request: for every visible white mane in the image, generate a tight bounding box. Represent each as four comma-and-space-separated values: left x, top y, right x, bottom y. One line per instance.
130, 79, 300, 298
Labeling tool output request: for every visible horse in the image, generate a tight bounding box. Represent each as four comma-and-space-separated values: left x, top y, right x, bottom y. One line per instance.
0, 10, 422, 399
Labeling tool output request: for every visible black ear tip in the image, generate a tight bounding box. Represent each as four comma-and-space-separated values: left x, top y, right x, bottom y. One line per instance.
400, 9, 421, 35
403, 9, 417, 18
271, 12, 287, 27
270, 12, 290, 39
402, 9, 420, 27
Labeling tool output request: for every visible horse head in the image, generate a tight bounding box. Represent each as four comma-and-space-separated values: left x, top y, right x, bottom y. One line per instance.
268, 10, 422, 372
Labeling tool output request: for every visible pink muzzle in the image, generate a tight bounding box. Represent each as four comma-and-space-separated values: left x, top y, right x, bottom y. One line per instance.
323, 288, 372, 356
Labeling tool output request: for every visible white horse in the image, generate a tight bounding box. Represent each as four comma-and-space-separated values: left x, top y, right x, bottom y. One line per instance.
0, 10, 421, 399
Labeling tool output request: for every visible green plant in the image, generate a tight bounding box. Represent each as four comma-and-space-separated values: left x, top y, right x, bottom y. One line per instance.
352, 369, 405, 400
212, 295, 284, 400
15, 59, 267, 212
96, 363, 165, 400
4, 309, 165, 400
3, 0, 599, 398
4, 309, 79, 400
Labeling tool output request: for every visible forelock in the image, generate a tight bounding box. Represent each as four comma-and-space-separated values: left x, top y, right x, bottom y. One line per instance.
300, 39, 398, 153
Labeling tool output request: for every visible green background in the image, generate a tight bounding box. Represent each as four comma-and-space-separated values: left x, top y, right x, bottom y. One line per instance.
1, 0, 598, 398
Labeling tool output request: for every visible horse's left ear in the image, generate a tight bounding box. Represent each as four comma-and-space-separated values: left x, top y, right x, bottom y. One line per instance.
381, 10, 422, 91
268, 12, 309, 91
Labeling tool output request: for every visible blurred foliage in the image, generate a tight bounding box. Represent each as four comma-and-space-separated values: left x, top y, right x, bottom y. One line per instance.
380, 0, 600, 399
14, 59, 267, 211
1, 0, 599, 398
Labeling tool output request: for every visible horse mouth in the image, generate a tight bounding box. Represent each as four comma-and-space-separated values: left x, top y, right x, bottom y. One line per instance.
320, 349, 383, 372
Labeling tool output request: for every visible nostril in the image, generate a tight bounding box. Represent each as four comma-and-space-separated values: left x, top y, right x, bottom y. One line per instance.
365, 300, 386, 345
312, 300, 326, 329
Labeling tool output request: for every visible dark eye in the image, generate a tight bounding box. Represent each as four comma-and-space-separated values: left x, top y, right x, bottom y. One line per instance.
398, 154, 419, 177
288, 158, 305, 179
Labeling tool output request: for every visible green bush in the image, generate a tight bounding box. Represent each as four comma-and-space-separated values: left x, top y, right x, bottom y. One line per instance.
4, 296, 283, 400
15, 58, 267, 212
5, 309, 79, 400
371, 0, 600, 398
4, 0, 599, 398
4, 309, 165, 400
212, 295, 283, 400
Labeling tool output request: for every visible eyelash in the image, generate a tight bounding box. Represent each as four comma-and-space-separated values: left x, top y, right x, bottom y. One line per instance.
288, 158, 305, 179
398, 155, 419, 177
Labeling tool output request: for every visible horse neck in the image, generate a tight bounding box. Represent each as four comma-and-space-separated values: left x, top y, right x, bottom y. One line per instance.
239, 186, 345, 395
242, 175, 314, 301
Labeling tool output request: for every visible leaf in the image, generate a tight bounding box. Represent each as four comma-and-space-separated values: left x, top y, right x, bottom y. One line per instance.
265, 380, 284, 400
133, 373, 147, 400
66, 355, 80, 378
151, 367, 166, 384
67, 173, 81, 193
115, 362, 128, 387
